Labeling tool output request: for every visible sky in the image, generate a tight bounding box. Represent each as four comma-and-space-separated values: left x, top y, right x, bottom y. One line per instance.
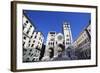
23, 10, 91, 42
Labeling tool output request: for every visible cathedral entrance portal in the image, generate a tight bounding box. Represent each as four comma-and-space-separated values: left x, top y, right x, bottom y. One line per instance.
49, 47, 54, 58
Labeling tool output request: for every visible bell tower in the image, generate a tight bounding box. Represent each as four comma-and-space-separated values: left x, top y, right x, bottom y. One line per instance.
63, 22, 73, 49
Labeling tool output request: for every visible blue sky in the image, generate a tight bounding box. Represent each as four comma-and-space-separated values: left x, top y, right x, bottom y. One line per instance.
23, 10, 91, 42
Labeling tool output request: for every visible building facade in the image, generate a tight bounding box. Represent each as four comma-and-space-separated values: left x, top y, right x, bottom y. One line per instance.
23, 34, 30, 49
23, 14, 44, 62
55, 33, 64, 56
42, 32, 56, 60
23, 15, 35, 38
23, 48, 41, 62
23, 14, 35, 49
28, 32, 44, 50
73, 23, 91, 59
86, 24, 91, 36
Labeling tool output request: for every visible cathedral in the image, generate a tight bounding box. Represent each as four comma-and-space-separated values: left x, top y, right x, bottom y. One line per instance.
42, 21, 73, 61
